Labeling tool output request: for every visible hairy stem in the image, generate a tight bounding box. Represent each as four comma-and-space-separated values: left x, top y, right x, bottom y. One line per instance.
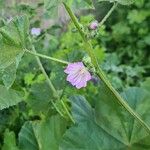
63, 2, 150, 133
25, 49, 69, 65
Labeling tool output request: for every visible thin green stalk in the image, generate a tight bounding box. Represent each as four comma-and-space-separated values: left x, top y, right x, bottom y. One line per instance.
28, 39, 75, 123
30, 45, 58, 97
63, 2, 150, 133
51, 100, 64, 117
99, 3, 118, 27
25, 49, 69, 65
60, 100, 75, 124
30, 45, 65, 116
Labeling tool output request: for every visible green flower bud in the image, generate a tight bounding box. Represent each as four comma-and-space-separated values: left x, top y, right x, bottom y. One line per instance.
82, 55, 96, 73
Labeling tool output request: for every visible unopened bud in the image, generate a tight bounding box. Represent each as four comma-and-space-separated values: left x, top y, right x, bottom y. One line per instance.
89, 20, 98, 30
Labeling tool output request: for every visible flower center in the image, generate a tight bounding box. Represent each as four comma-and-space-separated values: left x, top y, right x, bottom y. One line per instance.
79, 68, 86, 75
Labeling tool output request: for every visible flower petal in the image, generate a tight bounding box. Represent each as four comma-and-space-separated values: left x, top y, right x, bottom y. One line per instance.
76, 80, 87, 89
85, 71, 92, 81
64, 62, 91, 89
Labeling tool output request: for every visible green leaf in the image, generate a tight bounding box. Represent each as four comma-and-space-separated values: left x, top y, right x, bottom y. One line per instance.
71, 0, 94, 9
60, 87, 150, 149
19, 121, 39, 150
98, 0, 135, 5
95, 84, 150, 149
19, 115, 67, 150
0, 15, 29, 88
127, 10, 150, 24
70, 95, 94, 122
60, 122, 125, 150
2, 129, 19, 150
141, 77, 150, 92
44, 0, 60, 19
28, 81, 52, 113
60, 95, 124, 150
0, 85, 23, 110
1, 62, 17, 89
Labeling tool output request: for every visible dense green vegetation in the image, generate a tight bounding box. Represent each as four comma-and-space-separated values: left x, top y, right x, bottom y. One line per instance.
0, 0, 149, 149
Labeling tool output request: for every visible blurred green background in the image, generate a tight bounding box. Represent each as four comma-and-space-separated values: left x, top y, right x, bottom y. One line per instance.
0, 0, 150, 148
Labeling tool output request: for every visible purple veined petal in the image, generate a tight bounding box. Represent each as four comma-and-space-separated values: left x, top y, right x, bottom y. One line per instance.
66, 73, 77, 83
66, 68, 81, 81
76, 62, 84, 67
71, 73, 83, 86
64, 66, 78, 74
64, 62, 92, 89
64, 62, 82, 74
68, 71, 83, 86
75, 74, 88, 89
85, 71, 92, 81
76, 79, 87, 89
69, 62, 83, 68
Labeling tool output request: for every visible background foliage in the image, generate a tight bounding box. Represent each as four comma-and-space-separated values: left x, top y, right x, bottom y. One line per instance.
0, 0, 149, 149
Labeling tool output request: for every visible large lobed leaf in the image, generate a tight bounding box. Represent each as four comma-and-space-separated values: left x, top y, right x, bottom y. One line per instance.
95, 84, 150, 146
0, 16, 29, 88
0, 85, 23, 110
60, 86, 150, 149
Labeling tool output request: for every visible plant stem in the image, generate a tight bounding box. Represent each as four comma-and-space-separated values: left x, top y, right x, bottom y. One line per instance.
28, 39, 75, 123
25, 49, 69, 65
63, 2, 150, 133
99, 2, 118, 27
97, 68, 150, 133
30, 46, 58, 97
51, 100, 64, 117
60, 100, 75, 124
63, 2, 98, 66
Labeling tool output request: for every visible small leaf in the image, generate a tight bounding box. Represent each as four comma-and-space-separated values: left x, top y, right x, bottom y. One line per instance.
2, 129, 19, 150
0, 15, 29, 88
44, 0, 60, 19
28, 81, 52, 114
0, 85, 23, 110
141, 77, 150, 92
19, 115, 67, 150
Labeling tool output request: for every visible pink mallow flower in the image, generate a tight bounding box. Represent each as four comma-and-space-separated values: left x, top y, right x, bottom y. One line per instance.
89, 20, 98, 30
64, 62, 92, 89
